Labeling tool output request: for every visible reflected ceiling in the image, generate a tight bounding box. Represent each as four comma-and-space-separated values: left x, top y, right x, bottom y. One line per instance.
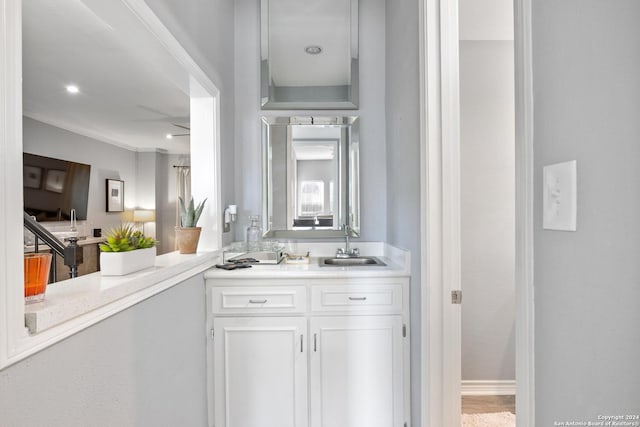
22, 0, 190, 154
267, 0, 352, 87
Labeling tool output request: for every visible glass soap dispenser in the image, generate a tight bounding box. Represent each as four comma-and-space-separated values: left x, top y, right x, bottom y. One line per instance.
246, 215, 261, 251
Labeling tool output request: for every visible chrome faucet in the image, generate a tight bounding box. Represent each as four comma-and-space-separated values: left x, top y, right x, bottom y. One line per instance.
70, 208, 77, 232
336, 224, 359, 258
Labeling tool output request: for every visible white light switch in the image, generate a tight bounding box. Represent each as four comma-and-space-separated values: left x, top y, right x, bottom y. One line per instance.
543, 160, 577, 231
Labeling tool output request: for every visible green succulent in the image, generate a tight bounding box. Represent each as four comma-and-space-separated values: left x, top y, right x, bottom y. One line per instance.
99, 224, 156, 252
178, 197, 207, 227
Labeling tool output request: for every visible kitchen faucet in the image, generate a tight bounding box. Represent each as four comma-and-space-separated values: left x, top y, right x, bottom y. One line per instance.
70, 208, 77, 232
336, 224, 359, 258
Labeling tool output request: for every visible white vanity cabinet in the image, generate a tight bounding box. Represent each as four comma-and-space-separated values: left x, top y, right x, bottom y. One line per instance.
213, 317, 308, 427
309, 315, 404, 427
207, 276, 410, 427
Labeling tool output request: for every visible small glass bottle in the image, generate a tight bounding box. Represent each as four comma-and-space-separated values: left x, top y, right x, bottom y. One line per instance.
246, 215, 261, 251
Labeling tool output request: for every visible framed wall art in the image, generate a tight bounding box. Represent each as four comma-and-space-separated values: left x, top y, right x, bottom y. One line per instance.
23, 166, 42, 189
106, 179, 124, 212
45, 169, 66, 193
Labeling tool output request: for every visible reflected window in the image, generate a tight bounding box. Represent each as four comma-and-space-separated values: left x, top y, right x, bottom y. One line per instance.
299, 180, 324, 216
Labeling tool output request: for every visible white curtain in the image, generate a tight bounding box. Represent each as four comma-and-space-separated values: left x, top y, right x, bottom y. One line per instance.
175, 166, 191, 248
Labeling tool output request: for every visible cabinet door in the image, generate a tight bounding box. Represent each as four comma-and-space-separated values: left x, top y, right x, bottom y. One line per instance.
213, 317, 308, 427
310, 316, 404, 427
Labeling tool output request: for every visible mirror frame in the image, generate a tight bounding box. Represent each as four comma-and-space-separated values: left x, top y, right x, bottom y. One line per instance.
260, 0, 359, 110
261, 116, 360, 238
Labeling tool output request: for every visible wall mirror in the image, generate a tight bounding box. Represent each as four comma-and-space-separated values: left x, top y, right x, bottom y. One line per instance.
262, 116, 360, 238
260, 0, 359, 110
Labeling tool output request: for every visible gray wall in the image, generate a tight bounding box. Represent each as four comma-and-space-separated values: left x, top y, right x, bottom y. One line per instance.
135, 151, 184, 255
3, 4, 236, 425
24, 117, 182, 255
158, 154, 190, 254
533, 0, 640, 423
233, 0, 387, 241
0, 275, 208, 427
23, 117, 137, 233
144, 0, 237, 246
384, 0, 421, 424
460, 40, 515, 382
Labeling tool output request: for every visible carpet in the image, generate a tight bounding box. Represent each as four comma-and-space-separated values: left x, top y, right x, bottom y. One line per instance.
462, 412, 516, 427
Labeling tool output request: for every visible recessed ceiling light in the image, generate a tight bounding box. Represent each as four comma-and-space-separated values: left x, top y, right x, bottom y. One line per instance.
304, 45, 322, 55
165, 134, 173, 139
65, 85, 79, 94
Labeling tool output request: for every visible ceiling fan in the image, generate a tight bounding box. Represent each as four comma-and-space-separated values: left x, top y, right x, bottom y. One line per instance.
166, 123, 190, 139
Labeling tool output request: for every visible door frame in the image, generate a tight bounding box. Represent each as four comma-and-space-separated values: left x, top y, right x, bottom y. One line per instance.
418, 0, 535, 426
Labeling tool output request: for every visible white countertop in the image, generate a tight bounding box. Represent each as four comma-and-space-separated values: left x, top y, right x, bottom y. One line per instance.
204, 242, 411, 280
24, 250, 219, 334
23, 243, 409, 335
23, 236, 106, 253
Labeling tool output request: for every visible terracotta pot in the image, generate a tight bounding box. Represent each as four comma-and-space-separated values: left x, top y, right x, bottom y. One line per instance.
175, 226, 202, 254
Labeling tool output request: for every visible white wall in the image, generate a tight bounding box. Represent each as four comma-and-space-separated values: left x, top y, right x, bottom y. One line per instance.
385, 0, 421, 423
0, 275, 208, 427
459, 40, 515, 381
23, 117, 137, 233
233, 0, 388, 242
533, 0, 640, 423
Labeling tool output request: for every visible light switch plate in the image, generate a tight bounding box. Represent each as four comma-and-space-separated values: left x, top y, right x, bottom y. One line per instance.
543, 160, 577, 231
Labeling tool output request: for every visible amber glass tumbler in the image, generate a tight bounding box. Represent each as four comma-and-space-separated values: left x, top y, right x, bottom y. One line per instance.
24, 253, 52, 304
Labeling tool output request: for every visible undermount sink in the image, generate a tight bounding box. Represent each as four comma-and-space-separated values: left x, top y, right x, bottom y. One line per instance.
319, 256, 386, 267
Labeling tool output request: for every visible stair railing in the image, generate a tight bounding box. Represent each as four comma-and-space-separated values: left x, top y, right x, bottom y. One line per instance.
23, 212, 82, 279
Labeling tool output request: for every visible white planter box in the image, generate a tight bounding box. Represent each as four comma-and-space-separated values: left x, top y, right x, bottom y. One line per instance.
100, 247, 157, 276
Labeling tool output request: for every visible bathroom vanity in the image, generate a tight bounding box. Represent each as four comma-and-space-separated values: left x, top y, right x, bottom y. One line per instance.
204, 243, 411, 427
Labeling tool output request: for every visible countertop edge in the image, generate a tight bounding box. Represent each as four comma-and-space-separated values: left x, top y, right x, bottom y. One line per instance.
24, 250, 220, 335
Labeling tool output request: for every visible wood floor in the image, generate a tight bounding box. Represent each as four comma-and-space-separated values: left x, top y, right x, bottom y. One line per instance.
461, 395, 516, 414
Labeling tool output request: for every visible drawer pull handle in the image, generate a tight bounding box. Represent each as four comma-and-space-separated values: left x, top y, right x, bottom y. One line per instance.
348, 296, 367, 301
314, 333, 317, 352
249, 299, 267, 304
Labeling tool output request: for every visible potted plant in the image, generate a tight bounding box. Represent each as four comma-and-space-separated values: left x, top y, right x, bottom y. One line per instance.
175, 196, 207, 254
99, 224, 157, 276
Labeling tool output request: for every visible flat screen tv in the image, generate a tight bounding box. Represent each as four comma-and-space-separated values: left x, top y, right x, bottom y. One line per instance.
23, 153, 91, 222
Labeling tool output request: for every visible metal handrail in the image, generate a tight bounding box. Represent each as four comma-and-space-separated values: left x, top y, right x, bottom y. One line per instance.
23, 212, 82, 279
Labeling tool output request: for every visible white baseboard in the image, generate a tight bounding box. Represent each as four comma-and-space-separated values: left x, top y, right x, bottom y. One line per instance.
461, 380, 516, 396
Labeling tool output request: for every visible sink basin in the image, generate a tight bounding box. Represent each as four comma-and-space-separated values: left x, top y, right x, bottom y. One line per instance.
319, 256, 386, 267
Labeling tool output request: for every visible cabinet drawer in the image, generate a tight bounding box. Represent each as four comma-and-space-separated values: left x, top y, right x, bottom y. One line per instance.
211, 286, 307, 314
311, 284, 403, 313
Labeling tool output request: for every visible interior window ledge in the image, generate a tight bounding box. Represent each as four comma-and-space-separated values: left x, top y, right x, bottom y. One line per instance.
24, 250, 220, 335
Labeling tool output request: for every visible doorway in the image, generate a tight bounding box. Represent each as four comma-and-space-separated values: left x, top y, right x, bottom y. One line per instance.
458, 0, 516, 423
419, 0, 534, 426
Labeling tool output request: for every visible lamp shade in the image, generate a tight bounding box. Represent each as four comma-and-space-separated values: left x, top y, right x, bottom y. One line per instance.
133, 209, 156, 222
